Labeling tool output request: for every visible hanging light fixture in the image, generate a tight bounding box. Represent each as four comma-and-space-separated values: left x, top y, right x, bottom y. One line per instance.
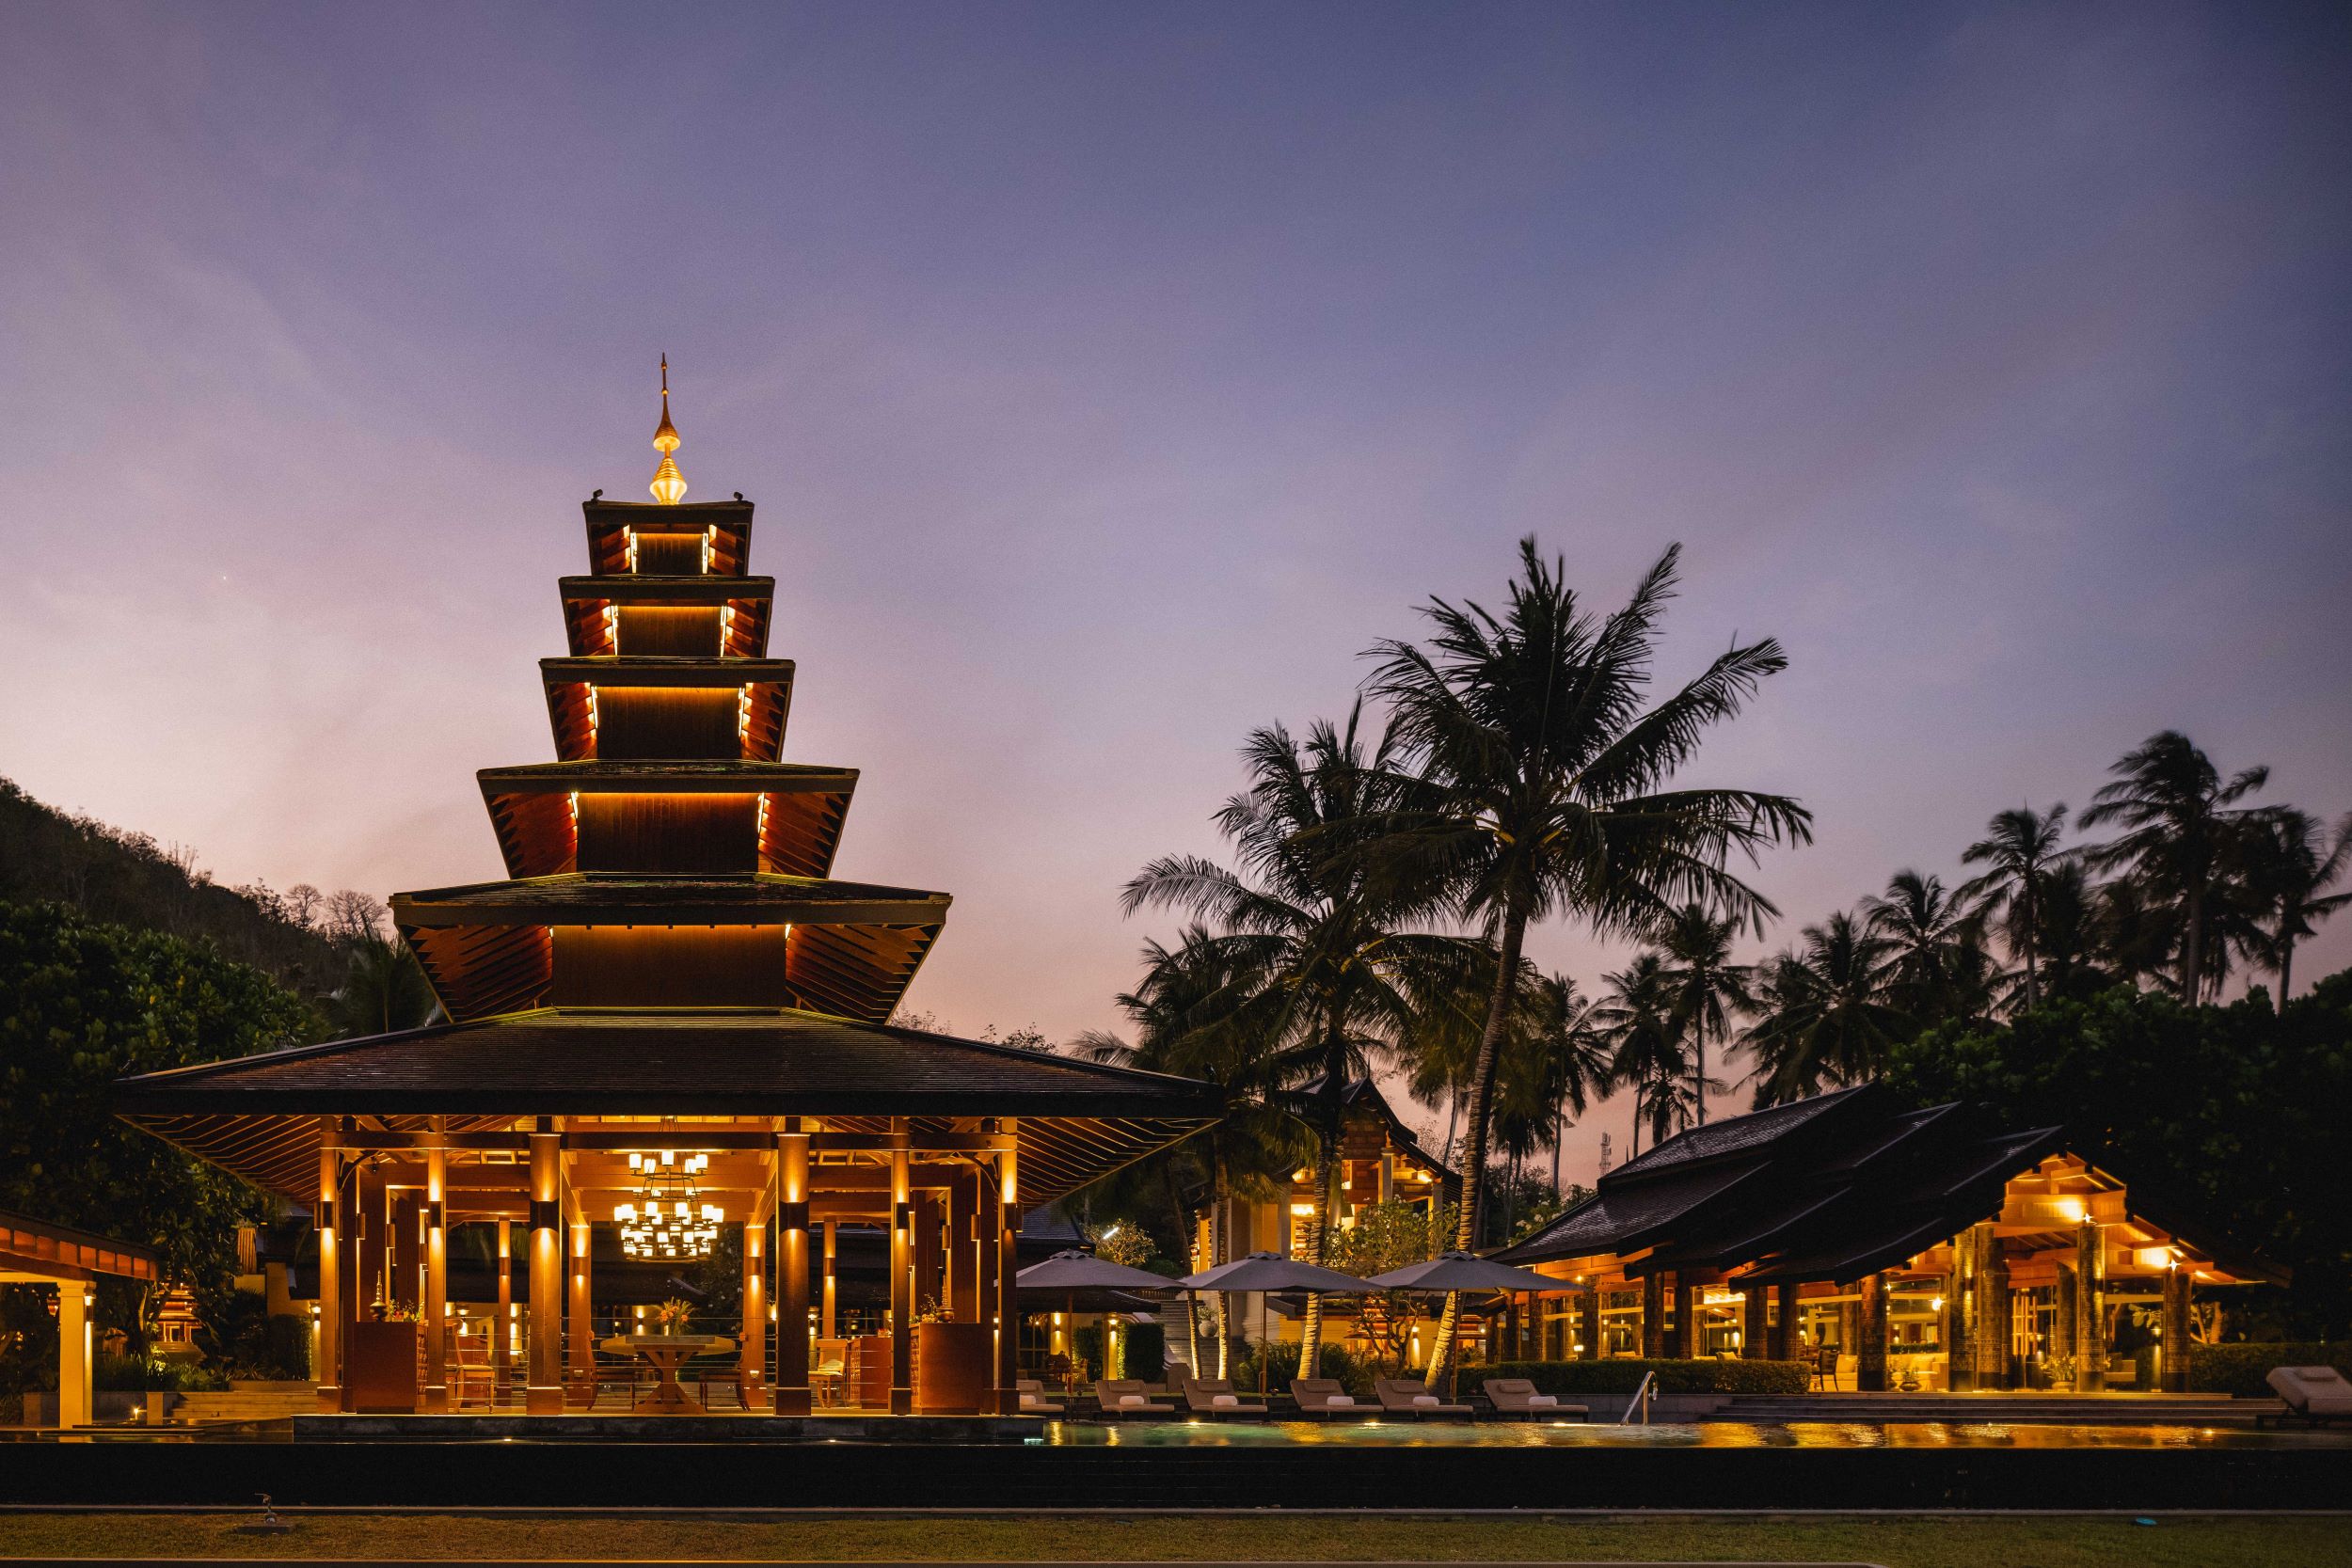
617, 1150, 723, 1259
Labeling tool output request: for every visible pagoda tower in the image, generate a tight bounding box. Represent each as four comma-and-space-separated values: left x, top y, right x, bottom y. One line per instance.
118, 371, 1219, 1423
390, 371, 948, 1025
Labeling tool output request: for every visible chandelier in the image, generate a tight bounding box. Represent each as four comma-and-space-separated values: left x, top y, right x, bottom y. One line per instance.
613, 1150, 724, 1259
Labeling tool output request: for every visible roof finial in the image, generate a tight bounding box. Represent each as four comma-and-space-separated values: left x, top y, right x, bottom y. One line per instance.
649, 354, 687, 504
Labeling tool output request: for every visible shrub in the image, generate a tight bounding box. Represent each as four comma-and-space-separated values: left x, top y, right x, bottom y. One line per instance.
1070, 1322, 1165, 1382
2186, 1342, 2351, 1398
1232, 1341, 1378, 1400
1479, 1358, 1812, 1397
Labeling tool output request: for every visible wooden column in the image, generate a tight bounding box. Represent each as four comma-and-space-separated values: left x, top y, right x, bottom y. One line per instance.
1943, 1258, 1970, 1392
1971, 1222, 2010, 1391
1857, 1274, 1889, 1391
2160, 1263, 2191, 1393
739, 1217, 767, 1402
392, 1193, 421, 1314
2073, 1220, 2105, 1392
566, 1215, 593, 1390
889, 1126, 914, 1415
2052, 1264, 2077, 1370
422, 1135, 449, 1411
821, 1220, 838, 1339
526, 1121, 564, 1414
1669, 1274, 1695, 1358
1741, 1287, 1769, 1359
1772, 1283, 1799, 1361
1640, 1272, 1664, 1358
993, 1137, 1020, 1415
494, 1217, 514, 1396
315, 1134, 343, 1412
948, 1170, 980, 1323
774, 1127, 812, 1415
356, 1165, 385, 1316
1579, 1288, 1601, 1360
56, 1281, 91, 1430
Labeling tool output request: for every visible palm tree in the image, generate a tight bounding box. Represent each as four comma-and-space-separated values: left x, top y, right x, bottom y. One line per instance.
1958, 803, 2071, 1013
1597, 952, 1685, 1160
1743, 911, 1902, 1105
1656, 903, 1755, 1126
2079, 731, 2269, 1005
1516, 973, 1610, 1200
327, 934, 437, 1037
2240, 808, 2352, 1003
1075, 928, 1302, 1377
1360, 539, 1810, 1385
2029, 860, 2113, 1004
1120, 706, 1467, 1379
1863, 869, 1991, 1029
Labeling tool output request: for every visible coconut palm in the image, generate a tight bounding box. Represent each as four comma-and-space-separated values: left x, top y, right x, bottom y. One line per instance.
327, 934, 437, 1037
1863, 869, 1992, 1028
2026, 860, 2117, 1004
2240, 808, 2352, 1003
1743, 911, 1902, 1106
1655, 903, 1755, 1126
1958, 803, 2072, 1013
1075, 927, 1302, 1376
1516, 973, 1611, 1200
2079, 731, 2269, 1005
1597, 952, 1685, 1159
1360, 538, 1810, 1385
1120, 706, 1470, 1379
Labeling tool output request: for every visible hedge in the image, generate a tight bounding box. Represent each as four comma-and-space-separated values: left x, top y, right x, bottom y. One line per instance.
2186, 1342, 2350, 1398
1480, 1358, 1812, 1397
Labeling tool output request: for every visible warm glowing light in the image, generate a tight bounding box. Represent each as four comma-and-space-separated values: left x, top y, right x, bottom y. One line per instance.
2137, 1245, 2180, 1269
2057, 1198, 2086, 1224
649, 355, 688, 504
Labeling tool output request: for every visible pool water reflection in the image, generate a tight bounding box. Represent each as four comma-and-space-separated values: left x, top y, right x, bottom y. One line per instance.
1041, 1418, 2351, 1449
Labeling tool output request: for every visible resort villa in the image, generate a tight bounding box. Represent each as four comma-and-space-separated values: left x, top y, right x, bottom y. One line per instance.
1486, 1083, 2276, 1393
74, 384, 2282, 1427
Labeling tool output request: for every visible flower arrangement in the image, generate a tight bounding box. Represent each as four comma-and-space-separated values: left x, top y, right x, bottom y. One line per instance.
651, 1297, 694, 1335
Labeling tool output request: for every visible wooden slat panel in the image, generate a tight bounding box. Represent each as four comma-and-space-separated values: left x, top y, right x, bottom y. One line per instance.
576, 793, 756, 874
596, 688, 737, 759
615, 606, 723, 657
549, 925, 791, 1007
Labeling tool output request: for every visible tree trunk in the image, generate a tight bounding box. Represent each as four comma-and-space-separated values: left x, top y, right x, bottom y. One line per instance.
2181, 889, 2204, 1006
1295, 1022, 1347, 1383
1164, 1167, 1200, 1373
1212, 1148, 1232, 1379
1692, 1014, 1708, 1127
1551, 1102, 1564, 1199
2022, 876, 2040, 1012
1423, 902, 1528, 1391
2279, 933, 2296, 1006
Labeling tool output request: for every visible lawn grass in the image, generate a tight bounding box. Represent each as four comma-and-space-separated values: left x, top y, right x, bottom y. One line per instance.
0, 1513, 2344, 1566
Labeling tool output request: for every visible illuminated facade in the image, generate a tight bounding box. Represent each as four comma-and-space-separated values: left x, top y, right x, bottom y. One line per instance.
118, 381, 1219, 1418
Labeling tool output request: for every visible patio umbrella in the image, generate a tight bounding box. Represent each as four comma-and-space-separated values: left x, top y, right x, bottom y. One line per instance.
1176, 1252, 1376, 1392
1366, 1252, 1573, 1402
1366, 1251, 1577, 1293
1016, 1250, 1176, 1382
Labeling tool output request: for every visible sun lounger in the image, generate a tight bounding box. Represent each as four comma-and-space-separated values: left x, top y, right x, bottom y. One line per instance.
1481, 1376, 1589, 1420
2263, 1366, 2352, 1427
1375, 1376, 1472, 1418
1180, 1377, 1267, 1417
1291, 1377, 1377, 1418
1092, 1378, 1175, 1418
1014, 1378, 1064, 1415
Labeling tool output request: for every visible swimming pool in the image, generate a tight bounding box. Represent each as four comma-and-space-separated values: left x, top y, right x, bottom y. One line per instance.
1038, 1418, 2352, 1449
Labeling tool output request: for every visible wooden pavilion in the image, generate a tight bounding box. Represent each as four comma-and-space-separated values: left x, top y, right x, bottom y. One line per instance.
116, 382, 1222, 1418
1491, 1083, 2279, 1392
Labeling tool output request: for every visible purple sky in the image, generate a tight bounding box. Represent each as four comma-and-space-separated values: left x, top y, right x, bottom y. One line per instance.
6, 3, 2347, 1183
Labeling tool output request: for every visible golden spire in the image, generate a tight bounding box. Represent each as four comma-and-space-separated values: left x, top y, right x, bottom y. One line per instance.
649, 354, 687, 505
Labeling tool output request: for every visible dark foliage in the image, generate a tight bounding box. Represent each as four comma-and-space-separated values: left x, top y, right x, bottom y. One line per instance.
1885, 970, 2352, 1337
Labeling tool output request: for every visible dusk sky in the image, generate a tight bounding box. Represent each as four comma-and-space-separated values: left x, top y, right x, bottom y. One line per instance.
5, 3, 2347, 1180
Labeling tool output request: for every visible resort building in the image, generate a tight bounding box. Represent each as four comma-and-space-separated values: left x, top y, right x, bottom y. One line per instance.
115, 383, 1221, 1417
1490, 1083, 2277, 1391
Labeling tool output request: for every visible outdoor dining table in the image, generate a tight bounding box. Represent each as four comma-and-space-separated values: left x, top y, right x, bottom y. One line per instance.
599, 1333, 737, 1412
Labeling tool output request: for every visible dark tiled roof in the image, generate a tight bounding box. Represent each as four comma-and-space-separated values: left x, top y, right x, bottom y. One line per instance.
115, 1010, 1223, 1205
393, 872, 946, 924
1494, 1157, 1763, 1262
115, 1009, 1217, 1118
1606, 1083, 1875, 1179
